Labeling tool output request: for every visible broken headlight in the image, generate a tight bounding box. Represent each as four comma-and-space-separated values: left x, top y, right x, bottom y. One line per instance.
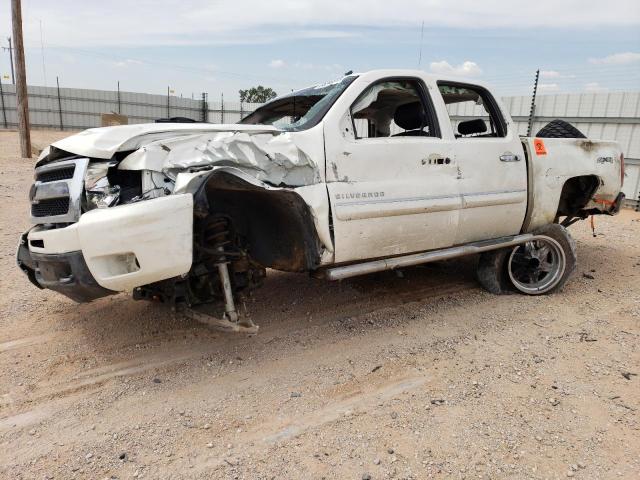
84, 161, 120, 210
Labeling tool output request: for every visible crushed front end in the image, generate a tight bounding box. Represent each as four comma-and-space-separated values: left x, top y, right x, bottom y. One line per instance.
17, 150, 194, 303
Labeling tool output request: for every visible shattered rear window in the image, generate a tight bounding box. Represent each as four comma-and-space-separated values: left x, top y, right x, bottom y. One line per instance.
240, 75, 357, 131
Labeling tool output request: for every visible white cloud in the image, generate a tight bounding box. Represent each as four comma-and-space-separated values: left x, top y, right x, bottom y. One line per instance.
269, 59, 286, 68
294, 29, 359, 40
539, 70, 576, 80
429, 60, 482, 77
293, 62, 344, 72
15, 0, 640, 48
114, 58, 143, 68
60, 53, 76, 64
589, 52, 640, 65
584, 82, 609, 93
540, 70, 560, 78
538, 83, 560, 92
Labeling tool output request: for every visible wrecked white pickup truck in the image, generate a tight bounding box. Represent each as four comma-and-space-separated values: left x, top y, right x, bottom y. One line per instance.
17, 70, 625, 331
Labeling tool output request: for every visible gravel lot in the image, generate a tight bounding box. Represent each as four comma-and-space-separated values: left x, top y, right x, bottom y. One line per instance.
1, 129, 639, 479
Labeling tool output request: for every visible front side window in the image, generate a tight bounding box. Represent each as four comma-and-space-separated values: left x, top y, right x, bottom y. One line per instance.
437, 82, 507, 138
350, 79, 438, 139
240, 75, 357, 132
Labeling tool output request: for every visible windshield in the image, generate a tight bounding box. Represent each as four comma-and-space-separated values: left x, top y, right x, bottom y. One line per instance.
240, 75, 357, 131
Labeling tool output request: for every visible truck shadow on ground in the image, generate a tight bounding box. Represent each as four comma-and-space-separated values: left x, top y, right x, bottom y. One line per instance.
67, 256, 481, 352
65, 231, 612, 356
68, 226, 619, 344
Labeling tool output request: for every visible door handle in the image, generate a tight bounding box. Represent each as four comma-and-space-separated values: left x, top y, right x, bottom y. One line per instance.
500, 153, 520, 162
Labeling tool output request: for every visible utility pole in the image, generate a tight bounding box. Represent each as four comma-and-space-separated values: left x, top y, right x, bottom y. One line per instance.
12, 0, 31, 158
2, 37, 16, 84
527, 69, 540, 137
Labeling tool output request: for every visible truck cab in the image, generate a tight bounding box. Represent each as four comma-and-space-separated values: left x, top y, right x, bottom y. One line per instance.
321, 73, 528, 262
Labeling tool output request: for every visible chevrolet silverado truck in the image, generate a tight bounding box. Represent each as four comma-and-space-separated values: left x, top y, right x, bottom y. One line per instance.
17, 70, 626, 332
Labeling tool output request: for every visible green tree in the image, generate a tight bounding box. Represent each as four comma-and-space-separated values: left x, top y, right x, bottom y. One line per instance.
239, 86, 277, 104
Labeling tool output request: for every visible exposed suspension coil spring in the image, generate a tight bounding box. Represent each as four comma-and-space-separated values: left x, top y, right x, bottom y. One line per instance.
196, 215, 241, 261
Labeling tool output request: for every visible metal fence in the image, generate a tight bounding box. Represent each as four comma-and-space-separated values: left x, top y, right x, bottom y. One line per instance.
0, 81, 638, 209
516, 94, 640, 210
0, 81, 263, 130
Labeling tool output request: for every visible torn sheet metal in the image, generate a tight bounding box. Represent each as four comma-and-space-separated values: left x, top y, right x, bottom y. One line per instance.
118, 131, 320, 187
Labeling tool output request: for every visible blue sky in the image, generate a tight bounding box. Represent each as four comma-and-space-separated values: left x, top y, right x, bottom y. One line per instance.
1, 0, 639, 100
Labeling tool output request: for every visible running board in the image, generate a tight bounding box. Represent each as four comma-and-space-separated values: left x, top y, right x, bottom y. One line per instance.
323, 233, 538, 281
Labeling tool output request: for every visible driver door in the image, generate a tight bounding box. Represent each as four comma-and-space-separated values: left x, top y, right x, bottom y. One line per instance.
324, 77, 460, 263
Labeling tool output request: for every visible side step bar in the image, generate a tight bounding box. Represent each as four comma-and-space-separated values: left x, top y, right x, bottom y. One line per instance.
323, 233, 537, 281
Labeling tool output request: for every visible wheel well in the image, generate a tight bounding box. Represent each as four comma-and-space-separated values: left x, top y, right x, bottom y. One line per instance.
194, 172, 321, 272
555, 175, 600, 218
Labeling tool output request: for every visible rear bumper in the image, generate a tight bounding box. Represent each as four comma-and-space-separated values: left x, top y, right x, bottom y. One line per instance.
609, 192, 625, 215
17, 194, 194, 302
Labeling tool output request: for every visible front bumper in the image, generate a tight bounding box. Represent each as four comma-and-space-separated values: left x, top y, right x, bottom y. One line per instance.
17, 194, 194, 302
17, 234, 115, 302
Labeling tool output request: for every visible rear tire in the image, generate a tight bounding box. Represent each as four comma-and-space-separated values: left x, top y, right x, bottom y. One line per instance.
476, 249, 512, 295
476, 224, 577, 296
536, 119, 586, 139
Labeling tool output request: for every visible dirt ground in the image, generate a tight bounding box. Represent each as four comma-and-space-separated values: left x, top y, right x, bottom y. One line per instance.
0, 129, 639, 480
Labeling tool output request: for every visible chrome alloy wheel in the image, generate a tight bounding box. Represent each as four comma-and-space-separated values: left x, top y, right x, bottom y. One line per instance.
507, 236, 566, 294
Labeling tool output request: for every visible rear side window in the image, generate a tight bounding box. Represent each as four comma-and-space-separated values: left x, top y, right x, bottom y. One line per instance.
437, 82, 507, 138
350, 79, 440, 139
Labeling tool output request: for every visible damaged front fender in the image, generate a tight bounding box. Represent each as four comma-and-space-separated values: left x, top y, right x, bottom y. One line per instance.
118, 130, 321, 187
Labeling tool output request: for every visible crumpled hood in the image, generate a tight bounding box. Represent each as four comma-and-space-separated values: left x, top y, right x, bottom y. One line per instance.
49, 122, 321, 187
51, 123, 279, 159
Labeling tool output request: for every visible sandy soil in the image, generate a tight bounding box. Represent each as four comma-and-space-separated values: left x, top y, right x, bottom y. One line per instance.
0, 130, 638, 480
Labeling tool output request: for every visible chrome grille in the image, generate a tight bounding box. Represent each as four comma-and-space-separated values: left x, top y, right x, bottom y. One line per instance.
30, 158, 89, 225
31, 197, 70, 217
35, 165, 75, 183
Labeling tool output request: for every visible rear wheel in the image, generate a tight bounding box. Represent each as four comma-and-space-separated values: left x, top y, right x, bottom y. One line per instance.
476, 224, 576, 296
507, 224, 576, 295
508, 237, 565, 294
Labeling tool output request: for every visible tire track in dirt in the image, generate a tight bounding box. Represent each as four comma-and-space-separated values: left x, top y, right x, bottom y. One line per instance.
0, 333, 54, 353
189, 374, 429, 474
0, 261, 478, 447
262, 375, 428, 443
1, 276, 477, 415
0, 345, 211, 414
